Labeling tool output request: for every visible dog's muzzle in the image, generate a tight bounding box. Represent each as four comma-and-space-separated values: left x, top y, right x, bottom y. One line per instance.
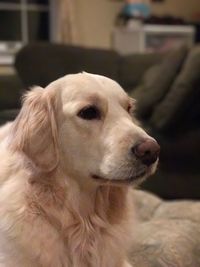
92, 138, 160, 185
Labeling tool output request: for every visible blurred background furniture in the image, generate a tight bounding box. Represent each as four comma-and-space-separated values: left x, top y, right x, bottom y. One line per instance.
1, 42, 199, 200
113, 23, 195, 54
0, 69, 22, 125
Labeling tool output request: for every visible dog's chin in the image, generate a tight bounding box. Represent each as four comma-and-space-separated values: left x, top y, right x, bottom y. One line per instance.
91, 163, 158, 187
92, 169, 152, 187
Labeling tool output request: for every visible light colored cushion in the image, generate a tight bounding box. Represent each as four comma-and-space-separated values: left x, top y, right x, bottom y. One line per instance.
129, 190, 200, 267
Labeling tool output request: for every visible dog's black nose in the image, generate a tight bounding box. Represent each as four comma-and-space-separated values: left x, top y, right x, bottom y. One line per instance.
132, 139, 160, 166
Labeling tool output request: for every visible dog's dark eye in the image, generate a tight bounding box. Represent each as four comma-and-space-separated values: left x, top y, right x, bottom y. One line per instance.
78, 106, 101, 120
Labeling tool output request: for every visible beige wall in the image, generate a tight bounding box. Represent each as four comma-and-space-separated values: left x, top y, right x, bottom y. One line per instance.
74, 0, 122, 49
73, 0, 199, 49
151, 0, 199, 20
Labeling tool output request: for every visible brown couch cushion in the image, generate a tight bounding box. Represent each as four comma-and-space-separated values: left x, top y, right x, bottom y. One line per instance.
119, 52, 163, 92
131, 46, 188, 119
150, 46, 200, 131
15, 43, 120, 88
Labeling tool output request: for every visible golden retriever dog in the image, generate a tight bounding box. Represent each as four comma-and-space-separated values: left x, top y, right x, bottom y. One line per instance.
0, 73, 160, 267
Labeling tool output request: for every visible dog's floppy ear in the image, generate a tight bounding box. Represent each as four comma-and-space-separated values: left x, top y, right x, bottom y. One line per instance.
11, 86, 59, 172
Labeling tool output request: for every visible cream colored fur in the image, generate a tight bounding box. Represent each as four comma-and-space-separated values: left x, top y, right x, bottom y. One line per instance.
0, 73, 157, 267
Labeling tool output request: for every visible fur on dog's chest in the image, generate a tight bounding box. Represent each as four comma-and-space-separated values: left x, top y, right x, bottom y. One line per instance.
64, 214, 123, 267
25, 184, 131, 267
58, 186, 131, 267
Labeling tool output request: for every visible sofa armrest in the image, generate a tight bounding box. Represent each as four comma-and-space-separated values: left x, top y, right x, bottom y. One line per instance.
0, 73, 23, 110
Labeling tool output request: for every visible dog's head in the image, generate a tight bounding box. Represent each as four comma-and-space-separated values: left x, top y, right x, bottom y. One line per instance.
11, 73, 160, 186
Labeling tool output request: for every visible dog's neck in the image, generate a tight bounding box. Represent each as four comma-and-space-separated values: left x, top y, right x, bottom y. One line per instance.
28, 169, 129, 226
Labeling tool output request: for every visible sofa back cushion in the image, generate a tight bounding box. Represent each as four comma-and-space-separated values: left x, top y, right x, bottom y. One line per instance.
150, 46, 200, 132
119, 52, 163, 92
131, 46, 188, 119
15, 43, 120, 88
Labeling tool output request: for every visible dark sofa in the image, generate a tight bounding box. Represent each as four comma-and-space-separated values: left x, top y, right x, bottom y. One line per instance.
0, 73, 22, 125
1, 43, 200, 200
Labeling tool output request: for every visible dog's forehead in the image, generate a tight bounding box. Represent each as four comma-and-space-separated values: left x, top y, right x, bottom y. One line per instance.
58, 73, 128, 103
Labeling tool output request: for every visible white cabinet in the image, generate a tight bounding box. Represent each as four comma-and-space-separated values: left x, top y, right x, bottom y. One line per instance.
112, 23, 196, 55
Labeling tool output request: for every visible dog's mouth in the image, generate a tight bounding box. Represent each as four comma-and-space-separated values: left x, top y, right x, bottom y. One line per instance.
91, 170, 148, 186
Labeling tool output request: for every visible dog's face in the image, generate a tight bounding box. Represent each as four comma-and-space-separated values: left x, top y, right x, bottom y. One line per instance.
12, 73, 159, 186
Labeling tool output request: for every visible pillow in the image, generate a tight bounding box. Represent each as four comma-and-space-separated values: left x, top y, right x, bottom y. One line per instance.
119, 52, 163, 92
150, 46, 200, 131
131, 46, 188, 119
